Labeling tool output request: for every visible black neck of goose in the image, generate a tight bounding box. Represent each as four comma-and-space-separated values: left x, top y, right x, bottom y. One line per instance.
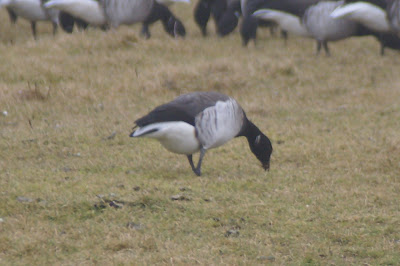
146, 2, 173, 25
239, 118, 273, 170
242, 119, 262, 143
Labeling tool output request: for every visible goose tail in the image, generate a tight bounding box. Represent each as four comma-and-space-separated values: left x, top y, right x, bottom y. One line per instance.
129, 125, 159, 138
44, 0, 71, 9
253, 9, 279, 21
156, 0, 190, 5
330, 3, 360, 19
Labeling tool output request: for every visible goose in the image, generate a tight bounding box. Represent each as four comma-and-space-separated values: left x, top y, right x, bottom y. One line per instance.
240, 0, 321, 46
0, 0, 59, 39
329, 0, 400, 54
330, 1, 391, 32
129, 91, 273, 176
254, 1, 359, 55
44, 0, 189, 38
330, 0, 400, 33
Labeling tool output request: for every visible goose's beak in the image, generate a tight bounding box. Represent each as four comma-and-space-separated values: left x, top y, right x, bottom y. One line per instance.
262, 162, 270, 171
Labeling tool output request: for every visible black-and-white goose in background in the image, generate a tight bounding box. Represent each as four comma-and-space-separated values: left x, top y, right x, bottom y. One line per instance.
330, 0, 400, 33
330, 0, 390, 32
240, 0, 321, 46
253, 1, 360, 55
129, 91, 273, 176
44, 0, 189, 38
0, 0, 60, 39
329, 0, 400, 54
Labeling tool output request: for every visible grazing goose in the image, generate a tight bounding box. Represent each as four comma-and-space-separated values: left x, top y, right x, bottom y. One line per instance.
330, 1, 391, 32
44, 0, 189, 38
254, 1, 358, 55
129, 92, 273, 176
240, 0, 321, 46
0, 0, 59, 39
330, 0, 400, 33
329, 0, 400, 54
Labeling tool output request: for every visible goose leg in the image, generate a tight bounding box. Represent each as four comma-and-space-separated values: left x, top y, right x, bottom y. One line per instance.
281, 30, 288, 46
322, 41, 330, 56
316, 41, 321, 55
140, 23, 151, 39
187, 155, 196, 173
31, 21, 37, 40
380, 42, 385, 56
193, 148, 206, 176
52, 22, 58, 36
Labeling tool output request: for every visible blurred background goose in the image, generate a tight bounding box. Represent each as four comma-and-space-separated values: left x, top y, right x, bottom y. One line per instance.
130, 91, 273, 176
254, 1, 358, 55
0, 0, 59, 39
44, 0, 189, 38
330, 0, 400, 54
240, 0, 321, 46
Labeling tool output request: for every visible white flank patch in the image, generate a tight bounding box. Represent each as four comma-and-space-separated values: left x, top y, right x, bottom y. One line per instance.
195, 99, 243, 150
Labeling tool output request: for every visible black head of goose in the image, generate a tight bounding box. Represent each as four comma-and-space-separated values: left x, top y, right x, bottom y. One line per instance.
194, 0, 212, 36
130, 92, 273, 176
59, 11, 89, 33
216, 0, 242, 36
141, 1, 186, 39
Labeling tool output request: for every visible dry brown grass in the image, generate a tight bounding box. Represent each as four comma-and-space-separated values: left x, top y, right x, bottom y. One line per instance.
0, 5, 400, 265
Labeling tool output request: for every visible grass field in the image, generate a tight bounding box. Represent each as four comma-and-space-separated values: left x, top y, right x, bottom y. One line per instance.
0, 4, 400, 265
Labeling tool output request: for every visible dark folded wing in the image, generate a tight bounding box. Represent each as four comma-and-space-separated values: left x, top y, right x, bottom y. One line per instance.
135, 91, 230, 127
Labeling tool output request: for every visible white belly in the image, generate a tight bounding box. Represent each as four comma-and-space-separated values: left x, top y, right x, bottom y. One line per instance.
132, 122, 201, 155
6, 0, 48, 21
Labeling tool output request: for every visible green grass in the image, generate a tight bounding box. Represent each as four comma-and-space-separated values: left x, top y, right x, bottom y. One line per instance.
1, 5, 400, 265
